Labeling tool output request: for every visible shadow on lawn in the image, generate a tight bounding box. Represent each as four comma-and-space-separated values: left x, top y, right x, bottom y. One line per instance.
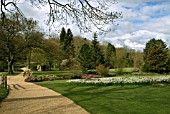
62, 84, 149, 103
4, 95, 63, 102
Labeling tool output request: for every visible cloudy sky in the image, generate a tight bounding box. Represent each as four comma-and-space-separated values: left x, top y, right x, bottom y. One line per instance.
18, 0, 170, 51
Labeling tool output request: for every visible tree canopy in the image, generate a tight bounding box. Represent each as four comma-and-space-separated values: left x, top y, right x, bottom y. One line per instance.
105, 43, 116, 68
143, 38, 169, 73
0, 13, 43, 74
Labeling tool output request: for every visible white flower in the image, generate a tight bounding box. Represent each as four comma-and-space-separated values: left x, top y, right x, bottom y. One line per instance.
67, 75, 170, 85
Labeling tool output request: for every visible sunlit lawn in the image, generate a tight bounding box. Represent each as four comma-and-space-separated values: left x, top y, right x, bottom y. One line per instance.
35, 80, 170, 114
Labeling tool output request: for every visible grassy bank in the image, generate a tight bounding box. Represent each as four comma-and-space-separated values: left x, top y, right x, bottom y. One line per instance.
35, 80, 170, 114
0, 85, 9, 102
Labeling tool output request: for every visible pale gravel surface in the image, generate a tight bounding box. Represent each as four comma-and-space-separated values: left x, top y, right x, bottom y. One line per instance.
0, 73, 89, 114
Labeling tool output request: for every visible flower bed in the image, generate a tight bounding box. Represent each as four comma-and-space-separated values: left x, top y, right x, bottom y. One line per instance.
81, 74, 101, 79
25, 76, 63, 82
67, 76, 170, 85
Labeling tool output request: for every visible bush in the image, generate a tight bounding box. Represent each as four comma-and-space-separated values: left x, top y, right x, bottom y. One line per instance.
0, 85, 9, 102
115, 68, 124, 75
96, 64, 109, 77
82, 68, 88, 74
0, 61, 7, 72
87, 70, 98, 75
70, 72, 82, 79
142, 64, 149, 72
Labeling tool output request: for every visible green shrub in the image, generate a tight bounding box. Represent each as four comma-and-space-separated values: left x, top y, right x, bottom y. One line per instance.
96, 64, 109, 77
0, 85, 9, 102
115, 68, 124, 75
81, 68, 88, 74
0, 61, 7, 72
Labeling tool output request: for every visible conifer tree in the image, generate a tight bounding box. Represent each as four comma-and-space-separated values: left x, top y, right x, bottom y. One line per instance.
60, 27, 66, 44
78, 44, 93, 69
91, 32, 104, 68
59, 27, 74, 59
105, 43, 116, 68
143, 38, 168, 73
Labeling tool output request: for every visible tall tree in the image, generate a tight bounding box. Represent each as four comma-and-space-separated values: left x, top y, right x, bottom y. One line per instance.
78, 43, 93, 69
143, 38, 168, 73
105, 43, 116, 68
73, 36, 91, 58
132, 51, 143, 69
91, 32, 104, 68
60, 28, 74, 59
0, 13, 26, 74
0, 0, 122, 32
65, 28, 74, 58
0, 13, 43, 74
43, 38, 62, 70
125, 52, 134, 67
60, 27, 66, 44
24, 19, 40, 69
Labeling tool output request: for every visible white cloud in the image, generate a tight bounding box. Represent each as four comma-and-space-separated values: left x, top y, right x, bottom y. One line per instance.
104, 30, 169, 51
16, 0, 170, 51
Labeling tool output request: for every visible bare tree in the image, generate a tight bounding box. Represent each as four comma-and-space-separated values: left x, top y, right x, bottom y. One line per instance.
0, 0, 122, 32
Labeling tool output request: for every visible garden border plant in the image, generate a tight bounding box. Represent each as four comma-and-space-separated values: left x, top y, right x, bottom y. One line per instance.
68, 76, 170, 86
0, 84, 9, 102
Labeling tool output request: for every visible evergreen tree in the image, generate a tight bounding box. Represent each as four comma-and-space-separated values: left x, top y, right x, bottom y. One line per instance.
78, 44, 93, 69
143, 38, 168, 73
59, 28, 74, 59
60, 27, 66, 44
65, 28, 74, 58
125, 52, 134, 67
105, 43, 116, 68
91, 32, 104, 68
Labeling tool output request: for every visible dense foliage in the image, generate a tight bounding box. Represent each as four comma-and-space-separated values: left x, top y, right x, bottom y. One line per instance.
105, 43, 116, 68
0, 85, 9, 102
143, 38, 169, 73
78, 44, 94, 70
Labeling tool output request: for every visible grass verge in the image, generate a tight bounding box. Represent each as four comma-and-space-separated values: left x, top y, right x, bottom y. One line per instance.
35, 80, 170, 114
0, 85, 9, 102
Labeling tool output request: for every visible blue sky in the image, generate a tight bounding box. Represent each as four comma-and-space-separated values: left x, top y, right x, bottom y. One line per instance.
100, 0, 170, 51
18, 0, 170, 51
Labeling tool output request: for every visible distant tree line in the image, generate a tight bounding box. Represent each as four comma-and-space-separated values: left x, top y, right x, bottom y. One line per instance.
1, 13, 169, 74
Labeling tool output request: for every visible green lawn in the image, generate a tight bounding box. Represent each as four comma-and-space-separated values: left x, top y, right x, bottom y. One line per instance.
35, 80, 170, 114
109, 68, 136, 72
0, 71, 21, 76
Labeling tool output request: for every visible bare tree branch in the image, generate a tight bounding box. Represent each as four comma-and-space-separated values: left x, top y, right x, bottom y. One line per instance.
1, 0, 122, 33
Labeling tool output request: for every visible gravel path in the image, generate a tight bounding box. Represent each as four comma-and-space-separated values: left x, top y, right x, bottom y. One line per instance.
0, 73, 89, 114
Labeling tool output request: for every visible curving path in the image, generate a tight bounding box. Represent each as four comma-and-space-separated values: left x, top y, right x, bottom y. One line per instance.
0, 73, 89, 114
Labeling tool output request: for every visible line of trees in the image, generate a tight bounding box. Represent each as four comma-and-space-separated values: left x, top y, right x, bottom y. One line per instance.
0, 13, 43, 74
1, 13, 169, 74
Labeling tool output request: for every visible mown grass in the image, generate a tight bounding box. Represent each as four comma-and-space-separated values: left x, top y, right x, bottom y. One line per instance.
109, 68, 136, 72
0, 71, 21, 76
35, 80, 170, 114
0, 85, 9, 102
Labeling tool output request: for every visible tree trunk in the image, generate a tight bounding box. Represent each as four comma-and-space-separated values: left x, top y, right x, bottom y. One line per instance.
8, 60, 14, 74
7, 54, 14, 74
49, 62, 52, 71
28, 48, 32, 69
